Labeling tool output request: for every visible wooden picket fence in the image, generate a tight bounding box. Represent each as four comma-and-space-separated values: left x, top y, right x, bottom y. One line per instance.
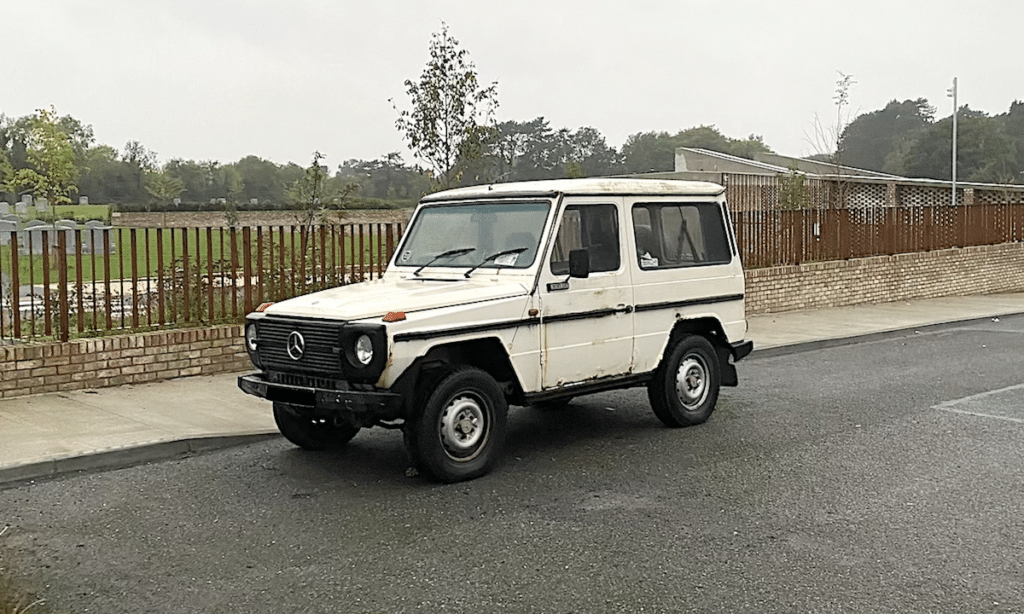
1, 222, 403, 342
4, 175, 1024, 342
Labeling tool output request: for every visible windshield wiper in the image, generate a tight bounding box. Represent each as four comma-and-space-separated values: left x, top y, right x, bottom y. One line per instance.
464, 247, 528, 278
413, 247, 476, 277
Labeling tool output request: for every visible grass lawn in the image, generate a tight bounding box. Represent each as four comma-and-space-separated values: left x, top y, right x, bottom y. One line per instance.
2, 226, 393, 287
10, 204, 112, 224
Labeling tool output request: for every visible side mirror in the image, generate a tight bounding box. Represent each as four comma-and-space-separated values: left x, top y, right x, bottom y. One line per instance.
568, 249, 590, 279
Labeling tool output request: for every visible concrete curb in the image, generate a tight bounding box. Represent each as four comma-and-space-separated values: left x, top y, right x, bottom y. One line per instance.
1, 309, 1020, 489
0, 432, 279, 489
749, 310, 1024, 359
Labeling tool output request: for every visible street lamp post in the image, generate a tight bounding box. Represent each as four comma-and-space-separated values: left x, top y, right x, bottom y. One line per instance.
948, 77, 958, 207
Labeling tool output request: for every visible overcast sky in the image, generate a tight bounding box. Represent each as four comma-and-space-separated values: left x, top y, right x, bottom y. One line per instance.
4, 0, 1022, 170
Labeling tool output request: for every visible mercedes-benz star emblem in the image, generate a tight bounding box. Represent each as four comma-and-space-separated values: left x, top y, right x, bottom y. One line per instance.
286, 331, 305, 361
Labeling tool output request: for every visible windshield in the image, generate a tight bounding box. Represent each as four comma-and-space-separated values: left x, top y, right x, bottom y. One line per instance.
396, 201, 550, 271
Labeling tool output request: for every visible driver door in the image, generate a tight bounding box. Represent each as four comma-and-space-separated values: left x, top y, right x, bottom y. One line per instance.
538, 199, 634, 389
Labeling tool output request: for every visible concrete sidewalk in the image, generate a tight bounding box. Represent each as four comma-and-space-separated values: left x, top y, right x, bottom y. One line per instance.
2, 292, 1024, 487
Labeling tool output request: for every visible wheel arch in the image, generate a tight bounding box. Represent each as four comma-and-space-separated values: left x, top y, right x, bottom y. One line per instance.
393, 337, 526, 410
659, 317, 738, 387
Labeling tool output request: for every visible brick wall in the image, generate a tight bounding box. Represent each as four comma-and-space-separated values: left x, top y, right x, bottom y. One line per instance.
0, 325, 248, 399
745, 242, 1024, 314
2, 242, 1022, 399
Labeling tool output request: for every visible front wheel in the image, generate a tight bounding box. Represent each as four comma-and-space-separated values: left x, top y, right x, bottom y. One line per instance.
406, 367, 508, 483
647, 335, 721, 427
273, 402, 360, 451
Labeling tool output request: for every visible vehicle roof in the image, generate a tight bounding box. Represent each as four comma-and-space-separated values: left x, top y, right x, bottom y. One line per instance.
420, 177, 726, 203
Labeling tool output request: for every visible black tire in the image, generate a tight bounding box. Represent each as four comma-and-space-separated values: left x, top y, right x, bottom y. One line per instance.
273, 402, 360, 451
406, 366, 508, 483
647, 335, 721, 428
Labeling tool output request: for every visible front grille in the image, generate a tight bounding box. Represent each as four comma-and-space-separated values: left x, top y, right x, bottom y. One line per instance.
258, 317, 345, 375
269, 371, 346, 390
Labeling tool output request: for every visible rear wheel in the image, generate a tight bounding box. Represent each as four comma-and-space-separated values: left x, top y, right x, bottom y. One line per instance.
647, 335, 721, 427
406, 366, 508, 483
273, 402, 360, 451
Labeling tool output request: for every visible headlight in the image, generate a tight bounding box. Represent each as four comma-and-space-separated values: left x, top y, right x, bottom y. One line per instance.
244, 321, 263, 369
341, 324, 385, 380
245, 323, 258, 352
354, 334, 373, 366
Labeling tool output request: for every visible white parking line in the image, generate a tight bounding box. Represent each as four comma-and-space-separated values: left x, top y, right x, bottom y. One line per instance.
934, 383, 1024, 423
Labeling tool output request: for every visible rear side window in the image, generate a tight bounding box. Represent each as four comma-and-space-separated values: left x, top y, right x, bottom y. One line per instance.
632, 203, 731, 269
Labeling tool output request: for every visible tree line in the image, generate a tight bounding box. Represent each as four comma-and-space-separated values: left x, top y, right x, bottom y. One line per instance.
2, 24, 1021, 212
835, 98, 1024, 184
0, 106, 771, 211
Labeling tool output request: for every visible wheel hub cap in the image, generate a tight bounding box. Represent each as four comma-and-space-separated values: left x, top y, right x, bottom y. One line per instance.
675, 356, 708, 409
440, 396, 485, 454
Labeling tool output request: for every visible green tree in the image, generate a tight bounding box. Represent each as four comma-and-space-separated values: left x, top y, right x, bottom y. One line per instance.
807, 72, 856, 168
164, 158, 210, 204
78, 144, 123, 202
489, 118, 552, 180
144, 171, 185, 205
11, 106, 79, 213
144, 170, 185, 224
487, 119, 618, 181
839, 99, 934, 173
393, 22, 498, 190
232, 155, 285, 205
287, 152, 357, 226
995, 100, 1024, 183
620, 131, 677, 173
122, 140, 157, 202
0, 116, 15, 200
902, 107, 1015, 183
620, 126, 771, 174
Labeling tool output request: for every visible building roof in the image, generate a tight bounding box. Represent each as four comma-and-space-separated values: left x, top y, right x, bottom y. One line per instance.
674, 147, 899, 179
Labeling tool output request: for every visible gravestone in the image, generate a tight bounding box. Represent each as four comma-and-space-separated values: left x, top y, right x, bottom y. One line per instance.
84, 220, 116, 255
21, 194, 32, 206
0, 220, 16, 246
20, 221, 54, 255
79, 196, 89, 205
35, 198, 49, 213
54, 219, 78, 253
0, 202, 8, 215
15, 202, 27, 215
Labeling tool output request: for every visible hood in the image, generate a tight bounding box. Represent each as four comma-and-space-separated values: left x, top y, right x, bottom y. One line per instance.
265, 277, 529, 320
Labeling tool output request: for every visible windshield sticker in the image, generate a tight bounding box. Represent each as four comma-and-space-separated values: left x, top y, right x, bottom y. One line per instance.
640, 253, 659, 268
400, 251, 412, 263
494, 253, 519, 267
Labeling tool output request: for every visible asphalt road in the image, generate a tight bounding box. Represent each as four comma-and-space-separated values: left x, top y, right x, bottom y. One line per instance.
2, 315, 1023, 614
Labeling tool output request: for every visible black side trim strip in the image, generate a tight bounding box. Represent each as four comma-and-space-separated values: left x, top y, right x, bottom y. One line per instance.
394, 318, 536, 342
541, 306, 628, 324
394, 303, 638, 341
634, 293, 744, 313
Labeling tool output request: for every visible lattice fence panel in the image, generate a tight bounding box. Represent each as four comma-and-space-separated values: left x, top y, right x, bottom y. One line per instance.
976, 188, 1024, 205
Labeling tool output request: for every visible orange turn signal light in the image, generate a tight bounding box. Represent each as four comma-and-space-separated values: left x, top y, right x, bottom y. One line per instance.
256, 302, 275, 312
383, 311, 407, 322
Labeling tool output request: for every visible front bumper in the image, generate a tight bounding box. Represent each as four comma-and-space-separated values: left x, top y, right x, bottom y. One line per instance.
237, 373, 405, 421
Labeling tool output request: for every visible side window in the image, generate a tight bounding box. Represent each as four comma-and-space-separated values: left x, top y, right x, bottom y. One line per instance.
632, 203, 731, 269
550, 204, 620, 275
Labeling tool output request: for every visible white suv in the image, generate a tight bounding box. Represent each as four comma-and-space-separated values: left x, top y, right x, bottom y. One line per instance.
239, 178, 753, 482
